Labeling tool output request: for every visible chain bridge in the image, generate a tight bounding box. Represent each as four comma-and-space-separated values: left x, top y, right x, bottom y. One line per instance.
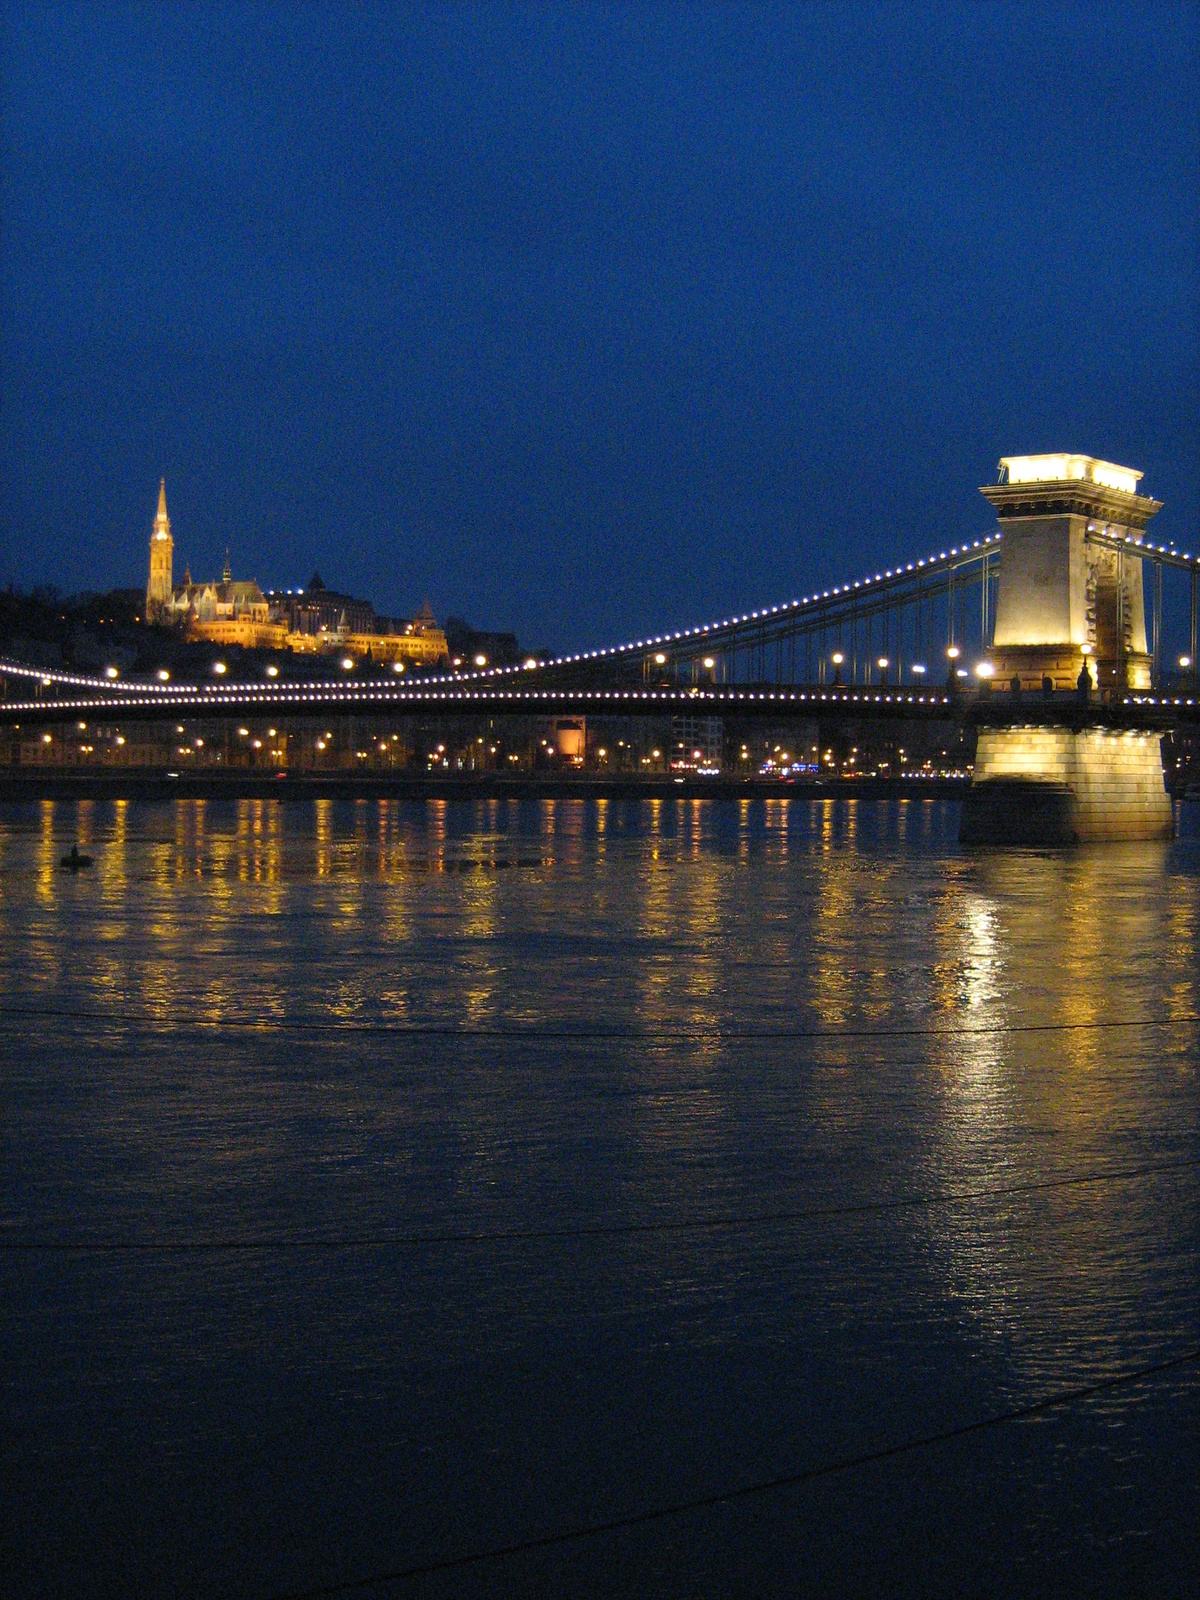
2, 453, 1199, 839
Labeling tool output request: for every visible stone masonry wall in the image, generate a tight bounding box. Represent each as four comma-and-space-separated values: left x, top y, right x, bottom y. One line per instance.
970, 727, 1173, 842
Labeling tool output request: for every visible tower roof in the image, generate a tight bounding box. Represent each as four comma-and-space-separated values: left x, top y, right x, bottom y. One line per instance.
980, 453, 1161, 530
999, 454, 1142, 494
157, 478, 168, 519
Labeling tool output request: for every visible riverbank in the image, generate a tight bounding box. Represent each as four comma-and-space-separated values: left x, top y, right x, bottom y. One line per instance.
0, 769, 970, 803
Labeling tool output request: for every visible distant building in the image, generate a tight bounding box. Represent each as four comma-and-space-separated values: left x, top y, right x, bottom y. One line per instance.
269, 576, 448, 666
168, 552, 285, 649
269, 572, 377, 637
145, 483, 448, 665
670, 715, 724, 773
443, 616, 522, 670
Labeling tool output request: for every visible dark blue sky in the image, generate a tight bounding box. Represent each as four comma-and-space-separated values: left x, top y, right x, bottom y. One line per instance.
2, 3, 1196, 650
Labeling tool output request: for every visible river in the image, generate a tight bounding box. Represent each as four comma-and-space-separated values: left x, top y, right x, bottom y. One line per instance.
2, 796, 1198, 1597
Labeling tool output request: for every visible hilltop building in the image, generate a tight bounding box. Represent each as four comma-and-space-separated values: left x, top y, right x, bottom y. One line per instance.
268, 576, 447, 666
167, 551, 283, 649
145, 481, 448, 665
270, 573, 376, 636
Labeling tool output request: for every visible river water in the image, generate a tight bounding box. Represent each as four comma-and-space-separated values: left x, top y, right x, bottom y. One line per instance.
2, 796, 1198, 1598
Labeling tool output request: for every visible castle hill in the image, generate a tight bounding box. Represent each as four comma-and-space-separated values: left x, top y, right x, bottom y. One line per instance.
2, 459, 1198, 830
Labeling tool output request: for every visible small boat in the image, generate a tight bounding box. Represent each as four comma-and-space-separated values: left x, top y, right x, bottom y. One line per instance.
59, 845, 94, 871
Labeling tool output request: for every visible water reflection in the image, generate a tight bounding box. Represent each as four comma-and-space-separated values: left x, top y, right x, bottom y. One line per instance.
1, 796, 1197, 1597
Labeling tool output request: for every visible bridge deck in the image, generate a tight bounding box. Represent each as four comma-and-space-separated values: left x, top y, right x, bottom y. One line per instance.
2, 664, 1195, 728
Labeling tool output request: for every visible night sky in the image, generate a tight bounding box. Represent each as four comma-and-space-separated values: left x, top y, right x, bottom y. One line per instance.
2, 3, 1196, 652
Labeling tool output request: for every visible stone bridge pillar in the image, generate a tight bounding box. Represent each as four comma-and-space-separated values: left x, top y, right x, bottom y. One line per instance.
980, 453, 1160, 692
961, 454, 1173, 844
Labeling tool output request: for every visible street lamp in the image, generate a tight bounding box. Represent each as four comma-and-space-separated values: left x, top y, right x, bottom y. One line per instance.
212, 661, 227, 676
877, 655, 889, 685
831, 650, 844, 686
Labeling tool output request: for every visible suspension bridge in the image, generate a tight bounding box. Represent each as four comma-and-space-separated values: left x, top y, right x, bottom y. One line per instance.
1, 453, 1198, 839
2, 525, 1196, 725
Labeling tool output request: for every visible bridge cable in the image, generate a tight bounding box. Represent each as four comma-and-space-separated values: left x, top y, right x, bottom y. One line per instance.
264, 1344, 1200, 1599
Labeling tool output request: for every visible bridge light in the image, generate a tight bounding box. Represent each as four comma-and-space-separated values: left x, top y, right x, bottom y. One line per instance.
238, 727, 249, 737
474, 653, 488, 667
156, 668, 170, 682
266, 664, 279, 678
654, 652, 667, 665
524, 657, 539, 669
42, 732, 51, 743
912, 663, 926, 675
877, 657, 888, 670
975, 662, 995, 678
1181, 656, 1193, 669
702, 656, 715, 670
340, 656, 354, 670
104, 665, 118, 679
831, 652, 844, 665
947, 646, 960, 659
213, 661, 226, 675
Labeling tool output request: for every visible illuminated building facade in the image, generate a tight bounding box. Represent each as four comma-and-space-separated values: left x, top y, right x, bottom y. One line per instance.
144, 487, 447, 665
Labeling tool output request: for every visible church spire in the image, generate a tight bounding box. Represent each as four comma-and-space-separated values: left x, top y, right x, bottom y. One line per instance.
146, 476, 174, 621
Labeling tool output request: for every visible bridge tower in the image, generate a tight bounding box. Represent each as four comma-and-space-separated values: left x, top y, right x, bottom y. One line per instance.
146, 478, 173, 623
980, 453, 1160, 692
962, 453, 1173, 844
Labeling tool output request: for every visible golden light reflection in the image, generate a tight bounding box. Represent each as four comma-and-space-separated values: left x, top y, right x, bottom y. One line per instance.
315, 798, 333, 877
2, 793, 1195, 1387
918, 840, 1197, 1377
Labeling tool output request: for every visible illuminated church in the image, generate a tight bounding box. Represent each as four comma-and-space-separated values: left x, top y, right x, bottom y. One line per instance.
144, 479, 447, 664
